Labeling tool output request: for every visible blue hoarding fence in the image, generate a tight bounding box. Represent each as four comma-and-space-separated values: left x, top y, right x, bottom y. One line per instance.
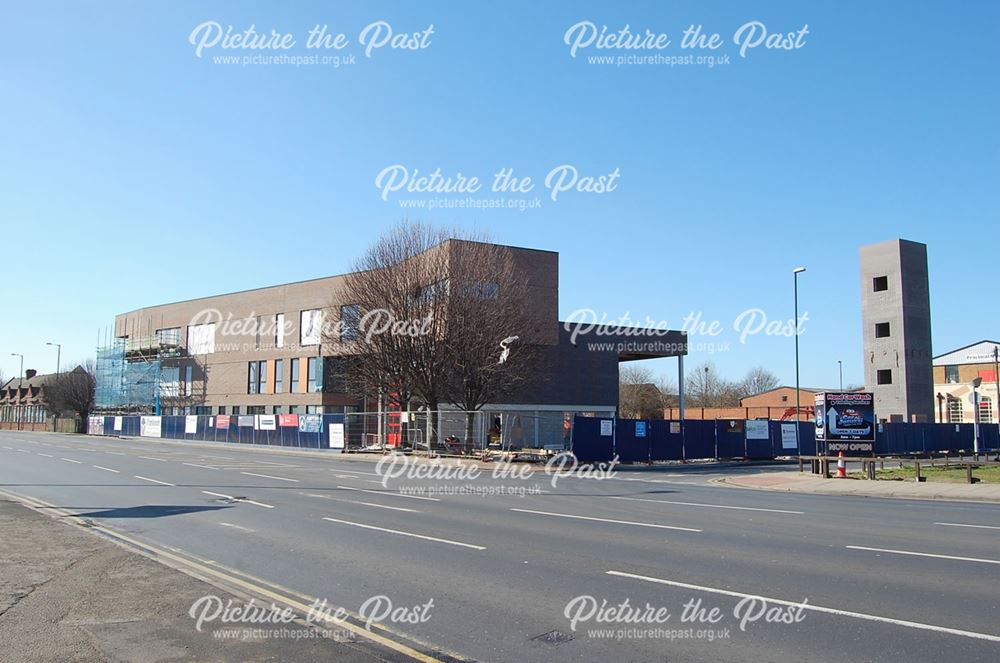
88, 413, 345, 450
570, 416, 996, 463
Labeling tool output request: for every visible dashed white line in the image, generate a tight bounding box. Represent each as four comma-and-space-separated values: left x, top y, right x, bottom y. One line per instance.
183, 463, 219, 470
60, 457, 82, 464
321, 516, 485, 550
336, 485, 439, 502
202, 490, 274, 509
327, 468, 380, 477
606, 495, 803, 515
606, 570, 1000, 643
510, 508, 701, 532
93, 465, 120, 474
105, 451, 126, 456
138, 456, 166, 462
240, 471, 299, 483
935, 522, 1000, 531
134, 475, 175, 486
846, 545, 1000, 566
16, 449, 30, 454
37, 453, 54, 458
218, 522, 256, 533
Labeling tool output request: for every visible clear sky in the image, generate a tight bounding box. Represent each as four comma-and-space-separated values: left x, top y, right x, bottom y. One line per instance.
1, 1, 997, 389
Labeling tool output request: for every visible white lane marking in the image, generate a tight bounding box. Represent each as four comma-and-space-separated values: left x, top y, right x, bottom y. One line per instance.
846, 545, 1000, 566
1, 446, 11, 450
336, 485, 439, 502
218, 522, 255, 533
37, 453, 54, 458
364, 480, 385, 485
183, 463, 219, 470
240, 471, 299, 483
328, 468, 380, 477
105, 451, 126, 456
606, 495, 803, 515
607, 570, 1000, 643
321, 516, 484, 550
16, 449, 31, 454
935, 522, 1000, 531
304, 493, 420, 513
510, 508, 701, 532
92, 465, 120, 474
138, 456, 166, 462
202, 490, 274, 509
60, 457, 82, 464
134, 475, 175, 486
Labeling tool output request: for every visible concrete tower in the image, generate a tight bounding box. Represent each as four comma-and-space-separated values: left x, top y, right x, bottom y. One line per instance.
859, 239, 934, 422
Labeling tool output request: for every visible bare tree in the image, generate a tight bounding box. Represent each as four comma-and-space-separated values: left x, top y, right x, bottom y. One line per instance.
685, 361, 735, 407
738, 366, 780, 400
440, 240, 543, 447
44, 362, 96, 432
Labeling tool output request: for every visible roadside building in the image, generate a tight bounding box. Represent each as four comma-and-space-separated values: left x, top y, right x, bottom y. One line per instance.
99, 240, 687, 430
664, 386, 835, 421
931, 340, 1000, 424
0, 368, 81, 432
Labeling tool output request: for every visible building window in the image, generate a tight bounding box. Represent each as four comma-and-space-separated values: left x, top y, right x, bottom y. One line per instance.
301, 309, 322, 346
247, 406, 265, 415
194, 406, 210, 415
341, 305, 360, 341
232, 406, 241, 416
274, 359, 283, 393
978, 397, 993, 424
945, 365, 959, 384
275, 313, 285, 348
781, 395, 788, 402
218, 406, 227, 415
257, 360, 267, 394
255, 315, 264, 349
290, 358, 300, 393
874, 322, 890, 338
289, 405, 301, 414
155, 327, 181, 346
160, 366, 180, 397
187, 323, 216, 355
307, 357, 322, 393
184, 365, 193, 397
873, 276, 888, 292
947, 398, 963, 423
877, 369, 892, 385
248, 362, 258, 394
306, 405, 323, 414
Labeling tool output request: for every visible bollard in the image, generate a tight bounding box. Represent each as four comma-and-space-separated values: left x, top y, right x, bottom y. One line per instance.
914, 461, 924, 482
836, 451, 847, 478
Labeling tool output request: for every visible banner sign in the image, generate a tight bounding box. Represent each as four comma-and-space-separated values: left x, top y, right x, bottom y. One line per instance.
278, 414, 299, 427
140, 416, 162, 438
216, 414, 231, 429
184, 415, 198, 434
237, 415, 255, 427
88, 416, 104, 435
745, 420, 769, 440
256, 414, 277, 431
780, 423, 798, 450
600, 419, 613, 436
113, 416, 123, 432
329, 422, 345, 450
816, 392, 875, 453
635, 421, 647, 438
299, 414, 321, 433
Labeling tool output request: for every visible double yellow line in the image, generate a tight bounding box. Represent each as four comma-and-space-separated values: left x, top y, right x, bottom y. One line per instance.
0, 487, 464, 663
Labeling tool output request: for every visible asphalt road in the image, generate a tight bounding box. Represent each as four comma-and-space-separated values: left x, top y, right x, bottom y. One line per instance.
1, 430, 998, 662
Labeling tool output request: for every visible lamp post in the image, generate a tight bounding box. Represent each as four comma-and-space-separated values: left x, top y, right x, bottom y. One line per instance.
10, 353, 23, 431
994, 346, 1000, 455
793, 267, 806, 455
46, 342, 61, 375
972, 376, 982, 458
837, 360, 843, 391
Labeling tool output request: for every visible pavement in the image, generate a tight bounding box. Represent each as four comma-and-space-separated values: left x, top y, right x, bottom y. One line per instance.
720, 471, 1000, 502
0, 497, 397, 662
1, 429, 999, 662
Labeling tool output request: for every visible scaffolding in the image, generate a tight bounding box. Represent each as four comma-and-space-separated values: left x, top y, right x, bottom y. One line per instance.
95, 334, 182, 414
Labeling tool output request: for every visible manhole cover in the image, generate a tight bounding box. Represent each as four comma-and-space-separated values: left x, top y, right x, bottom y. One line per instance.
531, 630, 574, 646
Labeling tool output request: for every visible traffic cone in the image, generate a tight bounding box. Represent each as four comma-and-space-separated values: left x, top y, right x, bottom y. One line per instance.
836, 451, 847, 478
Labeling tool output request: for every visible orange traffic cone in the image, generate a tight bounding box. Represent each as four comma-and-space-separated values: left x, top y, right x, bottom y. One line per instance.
836, 451, 847, 478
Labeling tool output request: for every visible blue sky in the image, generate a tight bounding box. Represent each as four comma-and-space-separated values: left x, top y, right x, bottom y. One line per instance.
1, 1, 997, 389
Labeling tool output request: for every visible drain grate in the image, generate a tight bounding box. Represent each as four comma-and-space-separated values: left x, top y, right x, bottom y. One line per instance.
531, 629, 574, 646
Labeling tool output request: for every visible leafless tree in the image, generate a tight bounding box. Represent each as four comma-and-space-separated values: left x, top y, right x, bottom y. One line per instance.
440, 240, 543, 448
45, 362, 96, 432
738, 366, 780, 399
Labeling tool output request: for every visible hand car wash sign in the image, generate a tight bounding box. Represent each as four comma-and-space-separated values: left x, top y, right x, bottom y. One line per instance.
815, 392, 875, 454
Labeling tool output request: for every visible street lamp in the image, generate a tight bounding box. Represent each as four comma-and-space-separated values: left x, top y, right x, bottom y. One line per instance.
46, 342, 61, 375
793, 267, 806, 455
10, 353, 23, 431
837, 360, 843, 391
972, 376, 982, 458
